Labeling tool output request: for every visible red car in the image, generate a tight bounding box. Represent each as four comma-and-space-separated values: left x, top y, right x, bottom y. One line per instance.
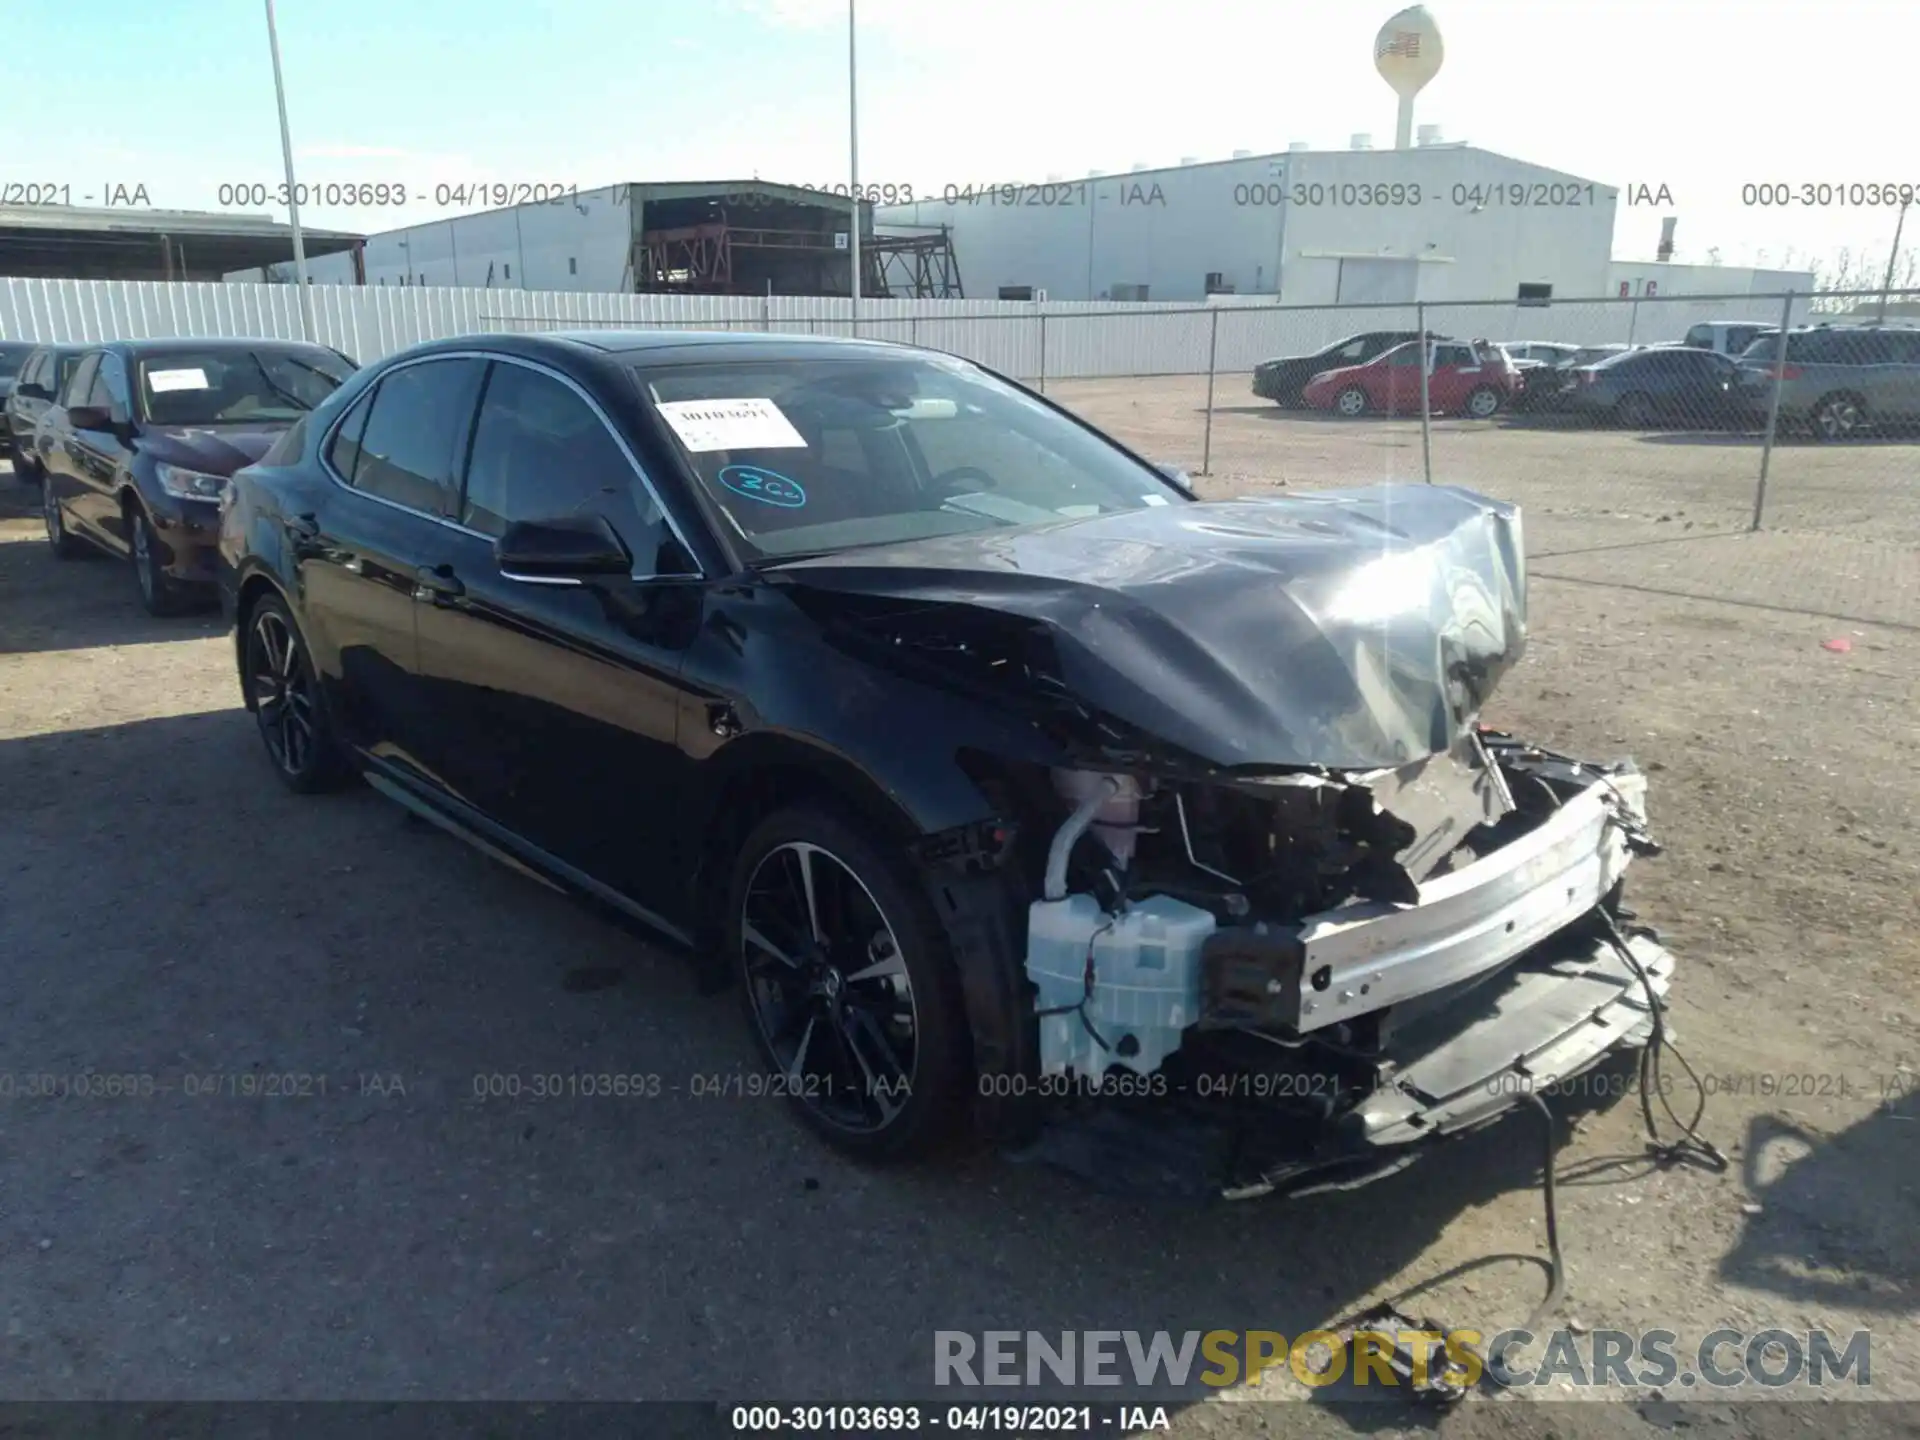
1302, 339, 1519, 418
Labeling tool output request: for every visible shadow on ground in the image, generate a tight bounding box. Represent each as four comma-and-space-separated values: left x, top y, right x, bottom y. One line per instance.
0, 707, 1614, 1408
1720, 1103, 1918, 1315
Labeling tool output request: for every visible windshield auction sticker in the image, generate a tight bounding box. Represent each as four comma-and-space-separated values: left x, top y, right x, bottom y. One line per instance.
147, 368, 210, 392
655, 397, 807, 452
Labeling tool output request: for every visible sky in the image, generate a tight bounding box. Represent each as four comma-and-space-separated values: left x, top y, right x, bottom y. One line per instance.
19, 0, 1918, 286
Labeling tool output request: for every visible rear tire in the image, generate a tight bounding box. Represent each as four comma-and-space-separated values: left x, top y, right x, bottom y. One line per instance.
44, 483, 81, 559
1810, 392, 1865, 442
1334, 386, 1369, 418
242, 593, 349, 794
727, 804, 970, 1160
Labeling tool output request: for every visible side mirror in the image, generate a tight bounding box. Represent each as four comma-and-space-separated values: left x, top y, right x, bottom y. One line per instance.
495, 513, 633, 580
66, 404, 113, 432
1154, 462, 1196, 497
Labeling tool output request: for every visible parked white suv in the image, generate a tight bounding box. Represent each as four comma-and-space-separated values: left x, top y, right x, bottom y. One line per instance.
1681, 321, 1774, 358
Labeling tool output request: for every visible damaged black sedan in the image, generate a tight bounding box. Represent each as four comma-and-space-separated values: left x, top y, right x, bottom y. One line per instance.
218, 330, 1675, 1197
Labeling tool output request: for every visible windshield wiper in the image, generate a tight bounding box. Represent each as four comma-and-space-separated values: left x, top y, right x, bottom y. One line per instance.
245, 352, 317, 413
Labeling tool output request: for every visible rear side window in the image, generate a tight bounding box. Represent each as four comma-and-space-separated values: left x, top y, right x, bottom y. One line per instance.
459, 361, 665, 562
327, 388, 375, 479
1684, 325, 1712, 348
1882, 331, 1920, 363
62, 353, 101, 406
346, 359, 486, 517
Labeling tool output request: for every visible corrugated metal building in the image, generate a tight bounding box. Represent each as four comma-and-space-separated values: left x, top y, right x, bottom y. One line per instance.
873, 139, 1624, 305
229, 182, 892, 297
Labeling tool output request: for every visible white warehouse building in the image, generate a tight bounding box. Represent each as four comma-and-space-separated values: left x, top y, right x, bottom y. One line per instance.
874, 140, 1812, 307
877, 140, 1623, 306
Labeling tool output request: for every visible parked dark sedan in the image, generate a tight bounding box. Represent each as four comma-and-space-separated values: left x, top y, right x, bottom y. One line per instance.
41, 337, 357, 613
1558, 345, 1745, 427
218, 330, 1681, 1198
4, 343, 90, 482
0, 341, 39, 465
1251, 330, 1439, 406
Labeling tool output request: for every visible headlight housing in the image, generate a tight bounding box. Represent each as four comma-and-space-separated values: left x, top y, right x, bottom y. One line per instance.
155, 462, 229, 500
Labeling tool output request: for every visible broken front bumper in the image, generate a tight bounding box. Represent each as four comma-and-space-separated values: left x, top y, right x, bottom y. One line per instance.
1230, 926, 1672, 1198
1013, 753, 1678, 1201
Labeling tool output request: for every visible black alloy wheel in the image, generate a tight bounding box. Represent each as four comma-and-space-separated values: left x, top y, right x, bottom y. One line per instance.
244, 596, 346, 793
729, 806, 967, 1158
128, 505, 180, 615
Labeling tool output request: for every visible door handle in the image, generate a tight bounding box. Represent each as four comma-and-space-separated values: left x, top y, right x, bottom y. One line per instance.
414, 563, 464, 600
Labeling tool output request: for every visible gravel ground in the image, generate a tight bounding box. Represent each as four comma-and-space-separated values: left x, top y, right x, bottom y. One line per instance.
1, 388, 1915, 1439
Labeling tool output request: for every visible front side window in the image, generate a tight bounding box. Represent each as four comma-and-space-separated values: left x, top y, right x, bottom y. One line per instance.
1385, 343, 1423, 368
54, 353, 83, 398
135, 346, 357, 426
1684, 325, 1713, 348
460, 362, 666, 563
347, 359, 486, 516
637, 353, 1186, 561
1331, 337, 1370, 361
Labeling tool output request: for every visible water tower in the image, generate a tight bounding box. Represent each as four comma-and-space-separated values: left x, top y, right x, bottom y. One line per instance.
1375, 5, 1444, 151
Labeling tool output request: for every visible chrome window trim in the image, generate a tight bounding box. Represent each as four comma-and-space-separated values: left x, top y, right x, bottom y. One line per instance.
316, 348, 706, 580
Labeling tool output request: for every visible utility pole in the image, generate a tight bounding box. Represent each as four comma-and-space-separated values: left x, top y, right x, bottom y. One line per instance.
264, 0, 315, 340
847, 0, 861, 332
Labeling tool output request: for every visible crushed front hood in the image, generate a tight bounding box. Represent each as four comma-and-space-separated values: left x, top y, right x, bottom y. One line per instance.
768, 484, 1526, 770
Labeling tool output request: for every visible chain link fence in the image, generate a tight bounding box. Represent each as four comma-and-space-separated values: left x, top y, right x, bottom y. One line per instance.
3, 275, 1912, 624
482, 290, 1920, 628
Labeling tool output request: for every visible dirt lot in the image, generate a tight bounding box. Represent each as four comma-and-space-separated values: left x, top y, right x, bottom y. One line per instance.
1, 386, 1916, 1436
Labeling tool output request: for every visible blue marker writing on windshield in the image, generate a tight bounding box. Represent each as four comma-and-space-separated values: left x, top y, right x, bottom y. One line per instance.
718, 464, 807, 508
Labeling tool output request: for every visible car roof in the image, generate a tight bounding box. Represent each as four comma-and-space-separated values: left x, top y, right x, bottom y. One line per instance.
99, 335, 341, 356
394, 329, 929, 369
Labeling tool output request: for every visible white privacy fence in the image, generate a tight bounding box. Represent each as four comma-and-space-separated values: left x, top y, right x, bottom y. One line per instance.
0, 276, 1844, 378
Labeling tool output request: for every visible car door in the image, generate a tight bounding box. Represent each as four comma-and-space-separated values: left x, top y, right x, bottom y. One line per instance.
70, 351, 137, 547
410, 355, 704, 924
1379, 342, 1424, 412
305, 356, 486, 775
7, 351, 47, 454
1877, 331, 1920, 421
41, 352, 100, 532
1664, 351, 1728, 420
1426, 343, 1480, 411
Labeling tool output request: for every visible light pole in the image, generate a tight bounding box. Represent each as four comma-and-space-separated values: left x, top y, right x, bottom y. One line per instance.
1877, 197, 1910, 323
847, 0, 861, 330
263, 0, 315, 340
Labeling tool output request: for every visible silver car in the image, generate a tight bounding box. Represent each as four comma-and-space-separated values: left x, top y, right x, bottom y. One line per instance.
1735, 324, 1920, 440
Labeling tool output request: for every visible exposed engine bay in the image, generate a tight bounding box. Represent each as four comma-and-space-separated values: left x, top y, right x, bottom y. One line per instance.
1008, 733, 1674, 1200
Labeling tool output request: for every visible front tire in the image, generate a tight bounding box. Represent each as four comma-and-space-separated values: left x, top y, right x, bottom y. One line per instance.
1334, 386, 1369, 418
727, 805, 969, 1160
128, 504, 182, 616
243, 594, 348, 793
1465, 385, 1503, 419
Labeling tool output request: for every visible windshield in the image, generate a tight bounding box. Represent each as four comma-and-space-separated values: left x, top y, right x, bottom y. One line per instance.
135, 347, 356, 426
636, 352, 1187, 561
